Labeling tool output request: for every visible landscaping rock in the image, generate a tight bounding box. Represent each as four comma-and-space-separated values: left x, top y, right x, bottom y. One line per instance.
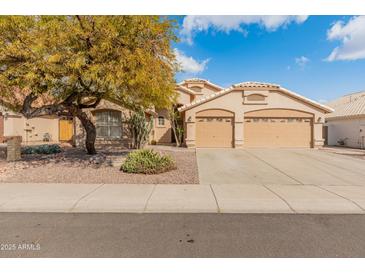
0, 145, 199, 184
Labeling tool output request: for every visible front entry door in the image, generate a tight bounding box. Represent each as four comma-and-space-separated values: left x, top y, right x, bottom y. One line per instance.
59, 119, 74, 142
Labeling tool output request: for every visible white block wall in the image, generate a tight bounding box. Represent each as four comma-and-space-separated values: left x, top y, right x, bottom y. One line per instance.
326, 117, 365, 148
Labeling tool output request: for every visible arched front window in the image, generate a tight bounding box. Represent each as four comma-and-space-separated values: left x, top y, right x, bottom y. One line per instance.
95, 110, 122, 138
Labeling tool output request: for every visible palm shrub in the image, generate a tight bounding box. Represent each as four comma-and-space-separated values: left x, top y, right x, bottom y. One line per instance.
121, 149, 176, 174
128, 109, 152, 149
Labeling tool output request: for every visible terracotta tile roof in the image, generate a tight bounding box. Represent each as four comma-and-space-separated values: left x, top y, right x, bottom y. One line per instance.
178, 81, 333, 113
326, 92, 365, 119
178, 78, 223, 91
176, 85, 197, 95
233, 81, 280, 89
178, 86, 234, 111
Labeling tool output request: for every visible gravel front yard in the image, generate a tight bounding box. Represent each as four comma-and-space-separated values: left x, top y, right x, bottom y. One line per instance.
0, 145, 199, 184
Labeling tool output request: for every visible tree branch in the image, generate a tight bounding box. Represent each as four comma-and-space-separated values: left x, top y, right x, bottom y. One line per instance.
78, 97, 101, 109
76, 15, 94, 63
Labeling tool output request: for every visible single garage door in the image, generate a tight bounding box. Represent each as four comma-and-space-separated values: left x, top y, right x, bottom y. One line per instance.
196, 109, 234, 148
244, 110, 313, 148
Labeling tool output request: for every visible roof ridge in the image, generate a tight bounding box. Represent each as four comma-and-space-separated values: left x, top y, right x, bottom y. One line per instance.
178, 82, 333, 113
178, 78, 224, 90
178, 86, 233, 111
233, 81, 280, 88
344, 90, 365, 96
176, 85, 198, 95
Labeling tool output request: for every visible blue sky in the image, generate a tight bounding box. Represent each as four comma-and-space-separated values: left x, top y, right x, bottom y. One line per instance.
172, 16, 365, 103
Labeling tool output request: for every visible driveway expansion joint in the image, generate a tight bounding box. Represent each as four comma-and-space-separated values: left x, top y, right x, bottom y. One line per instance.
69, 183, 105, 212
143, 184, 157, 212
316, 185, 365, 212
243, 150, 304, 185
263, 184, 296, 213
209, 185, 221, 213
298, 150, 365, 177
292, 151, 357, 185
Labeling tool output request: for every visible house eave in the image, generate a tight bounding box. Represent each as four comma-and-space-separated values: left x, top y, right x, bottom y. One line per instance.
178, 82, 333, 114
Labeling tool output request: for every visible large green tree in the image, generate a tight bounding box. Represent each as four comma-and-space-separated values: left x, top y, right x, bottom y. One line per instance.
0, 16, 178, 154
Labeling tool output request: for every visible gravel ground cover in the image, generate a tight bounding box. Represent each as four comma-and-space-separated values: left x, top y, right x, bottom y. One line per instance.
0, 145, 199, 184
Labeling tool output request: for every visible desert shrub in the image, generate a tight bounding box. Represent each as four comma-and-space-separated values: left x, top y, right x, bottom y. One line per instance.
22, 144, 62, 155
121, 149, 176, 174
150, 140, 157, 145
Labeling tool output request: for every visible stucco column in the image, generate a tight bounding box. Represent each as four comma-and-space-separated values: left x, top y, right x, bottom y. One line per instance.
313, 122, 325, 147
185, 122, 195, 148
235, 109, 245, 148
234, 121, 244, 148
184, 110, 196, 148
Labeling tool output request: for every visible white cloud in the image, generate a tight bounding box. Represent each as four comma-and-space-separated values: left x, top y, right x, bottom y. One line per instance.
295, 56, 310, 68
180, 15, 309, 44
326, 16, 365, 61
174, 48, 210, 74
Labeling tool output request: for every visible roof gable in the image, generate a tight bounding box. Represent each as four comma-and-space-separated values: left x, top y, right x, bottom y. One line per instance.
178, 78, 223, 92
178, 81, 333, 113
175, 85, 196, 95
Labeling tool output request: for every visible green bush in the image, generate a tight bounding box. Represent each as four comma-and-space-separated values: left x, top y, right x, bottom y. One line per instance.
22, 144, 62, 155
121, 149, 176, 174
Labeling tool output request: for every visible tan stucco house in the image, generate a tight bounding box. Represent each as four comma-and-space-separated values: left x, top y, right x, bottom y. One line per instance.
0, 99, 147, 147
1, 78, 333, 149
325, 91, 365, 149
171, 79, 333, 148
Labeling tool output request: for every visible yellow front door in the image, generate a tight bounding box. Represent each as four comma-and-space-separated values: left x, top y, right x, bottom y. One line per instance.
59, 119, 74, 142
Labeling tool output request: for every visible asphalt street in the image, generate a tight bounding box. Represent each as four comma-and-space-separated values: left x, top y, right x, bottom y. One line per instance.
1, 213, 365, 257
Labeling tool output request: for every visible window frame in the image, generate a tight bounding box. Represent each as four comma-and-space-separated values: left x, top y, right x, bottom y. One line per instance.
157, 116, 165, 127
95, 110, 122, 139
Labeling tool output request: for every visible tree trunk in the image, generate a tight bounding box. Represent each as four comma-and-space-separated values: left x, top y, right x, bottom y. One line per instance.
76, 111, 97, 155
171, 119, 180, 147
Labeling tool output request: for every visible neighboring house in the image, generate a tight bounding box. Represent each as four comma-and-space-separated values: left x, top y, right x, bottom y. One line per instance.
325, 91, 365, 149
0, 105, 60, 144
1, 78, 333, 149
177, 79, 332, 148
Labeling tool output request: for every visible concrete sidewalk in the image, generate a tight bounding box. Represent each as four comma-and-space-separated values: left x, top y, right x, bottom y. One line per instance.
1, 183, 365, 213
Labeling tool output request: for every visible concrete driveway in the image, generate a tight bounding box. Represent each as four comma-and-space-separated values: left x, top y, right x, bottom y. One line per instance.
197, 148, 365, 186
0, 148, 364, 214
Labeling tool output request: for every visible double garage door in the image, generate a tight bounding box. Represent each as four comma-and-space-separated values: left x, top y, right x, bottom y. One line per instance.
244, 117, 312, 148
195, 109, 313, 148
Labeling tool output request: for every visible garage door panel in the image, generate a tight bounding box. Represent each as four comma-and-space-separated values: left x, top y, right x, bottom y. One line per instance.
196, 117, 233, 148
244, 117, 312, 148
